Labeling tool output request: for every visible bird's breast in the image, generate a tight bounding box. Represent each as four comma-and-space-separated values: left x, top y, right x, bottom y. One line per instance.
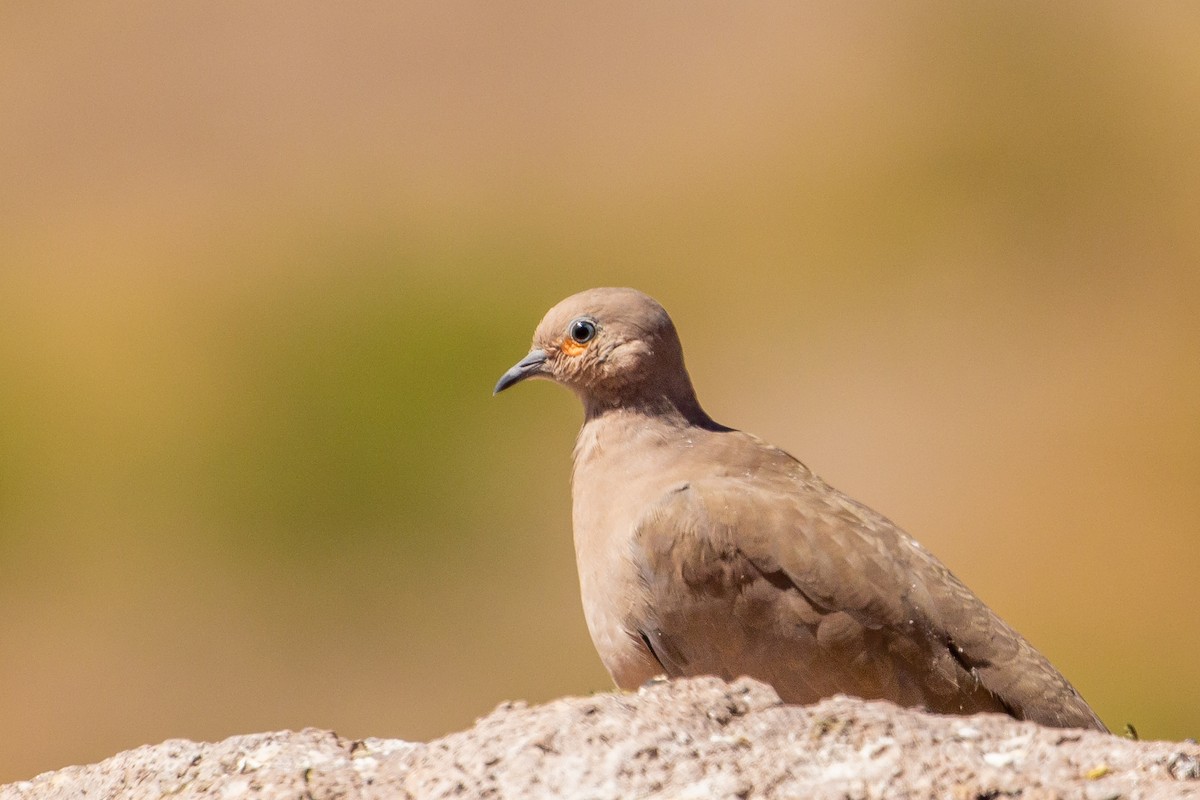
570, 420, 694, 686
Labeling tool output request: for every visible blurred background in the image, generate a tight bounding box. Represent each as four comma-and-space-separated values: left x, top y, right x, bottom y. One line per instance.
2, 2, 1198, 781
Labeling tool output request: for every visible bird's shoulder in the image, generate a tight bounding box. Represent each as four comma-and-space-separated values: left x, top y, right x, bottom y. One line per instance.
630, 432, 915, 616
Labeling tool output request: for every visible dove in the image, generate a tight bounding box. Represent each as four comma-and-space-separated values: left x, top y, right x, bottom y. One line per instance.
494, 287, 1105, 731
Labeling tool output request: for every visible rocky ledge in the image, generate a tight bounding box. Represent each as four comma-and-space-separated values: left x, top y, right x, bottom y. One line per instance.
3, 677, 1198, 799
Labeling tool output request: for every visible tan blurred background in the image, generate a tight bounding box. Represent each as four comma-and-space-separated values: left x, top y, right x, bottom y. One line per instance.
1, 1, 1198, 781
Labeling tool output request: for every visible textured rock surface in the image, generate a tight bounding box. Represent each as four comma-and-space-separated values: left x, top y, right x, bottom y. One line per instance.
3, 677, 1198, 799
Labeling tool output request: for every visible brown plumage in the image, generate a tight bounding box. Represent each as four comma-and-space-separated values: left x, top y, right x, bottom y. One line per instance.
494, 287, 1105, 731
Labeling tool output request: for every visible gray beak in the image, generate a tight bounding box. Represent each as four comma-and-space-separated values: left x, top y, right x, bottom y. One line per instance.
493, 349, 549, 395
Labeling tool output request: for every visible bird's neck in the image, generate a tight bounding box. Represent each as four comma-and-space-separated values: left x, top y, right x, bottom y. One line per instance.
582, 396, 706, 427
580, 381, 721, 431
573, 391, 730, 479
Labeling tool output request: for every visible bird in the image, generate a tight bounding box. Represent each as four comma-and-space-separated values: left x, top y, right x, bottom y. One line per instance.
494, 287, 1106, 731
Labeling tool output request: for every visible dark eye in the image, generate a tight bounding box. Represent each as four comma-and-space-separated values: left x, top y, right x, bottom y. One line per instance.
568, 318, 597, 344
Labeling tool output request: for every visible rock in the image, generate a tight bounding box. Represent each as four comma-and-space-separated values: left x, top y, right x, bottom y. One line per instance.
2, 677, 1197, 799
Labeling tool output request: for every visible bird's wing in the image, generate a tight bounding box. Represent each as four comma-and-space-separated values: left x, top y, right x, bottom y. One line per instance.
629, 467, 1106, 731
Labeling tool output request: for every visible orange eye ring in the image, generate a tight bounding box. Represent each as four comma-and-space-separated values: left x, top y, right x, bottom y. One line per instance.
561, 338, 587, 357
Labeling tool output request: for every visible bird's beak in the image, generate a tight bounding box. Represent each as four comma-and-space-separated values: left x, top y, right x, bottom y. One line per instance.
493, 349, 550, 395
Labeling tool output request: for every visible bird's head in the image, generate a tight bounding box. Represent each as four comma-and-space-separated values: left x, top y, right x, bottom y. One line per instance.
494, 287, 703, 420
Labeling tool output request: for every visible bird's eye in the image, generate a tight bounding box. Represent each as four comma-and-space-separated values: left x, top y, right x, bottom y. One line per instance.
568, 318, 597, 344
